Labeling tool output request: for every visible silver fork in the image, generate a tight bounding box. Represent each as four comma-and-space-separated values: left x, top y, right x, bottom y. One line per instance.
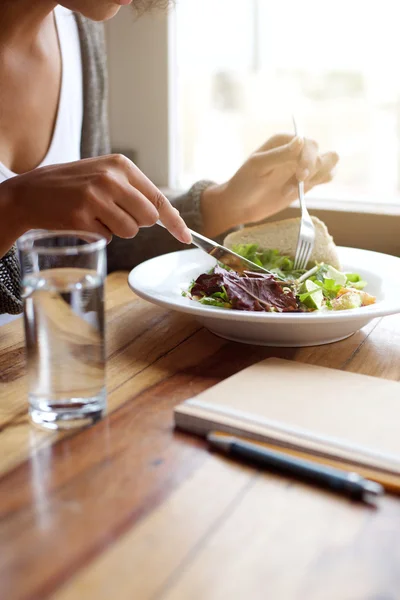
292, 116, 315, 271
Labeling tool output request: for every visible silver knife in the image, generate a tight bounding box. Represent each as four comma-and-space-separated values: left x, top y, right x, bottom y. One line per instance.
157, 221, 285, 280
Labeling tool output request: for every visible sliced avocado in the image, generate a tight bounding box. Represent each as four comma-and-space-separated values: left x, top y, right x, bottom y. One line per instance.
300, 279, 324, 310
323, 266, 347, 287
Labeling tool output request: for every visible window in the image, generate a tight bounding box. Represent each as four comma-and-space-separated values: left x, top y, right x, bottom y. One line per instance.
175, 0, 400, 205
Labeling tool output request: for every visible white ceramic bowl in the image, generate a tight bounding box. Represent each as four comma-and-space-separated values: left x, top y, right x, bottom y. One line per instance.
128, 247, 400, 347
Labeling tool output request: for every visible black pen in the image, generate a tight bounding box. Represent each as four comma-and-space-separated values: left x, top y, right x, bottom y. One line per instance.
207, 432, 384, 504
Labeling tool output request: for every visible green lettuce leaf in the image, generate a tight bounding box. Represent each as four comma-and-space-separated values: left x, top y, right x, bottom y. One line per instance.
232, 244, 304, 279
199, 297, 231, 308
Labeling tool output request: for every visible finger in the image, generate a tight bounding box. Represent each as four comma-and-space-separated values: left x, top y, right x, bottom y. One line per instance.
282, 157, 338, 198
307, 170, 335, 188
297, 152, 339, 192
117, 185, 159, 228
251, 136, 304, 175
256, 133, 294, 153
157, 202, 192, 245
92, 219, 113, 244
309, 151, 339, 184
110, 155, 192, 244
303, 172, 334, 194
133, 185, 191, 244
296, 138, 319, 181
306, 172, 334, 189
281, 176, 300, 200
284, 179, 331, 201
94, 191, 140, 239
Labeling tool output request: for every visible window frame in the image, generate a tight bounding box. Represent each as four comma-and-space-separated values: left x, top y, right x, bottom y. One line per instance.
106, 10, 400, 256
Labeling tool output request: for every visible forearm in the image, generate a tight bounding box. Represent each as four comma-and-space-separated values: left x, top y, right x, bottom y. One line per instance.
0, 181, 26, 258
0, 233, 21, 260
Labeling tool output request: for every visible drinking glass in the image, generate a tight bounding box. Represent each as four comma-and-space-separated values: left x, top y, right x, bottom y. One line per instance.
17, 231, 107, 430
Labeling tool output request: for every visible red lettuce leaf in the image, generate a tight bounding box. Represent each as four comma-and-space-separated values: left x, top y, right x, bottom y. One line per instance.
191, 266, 299, 312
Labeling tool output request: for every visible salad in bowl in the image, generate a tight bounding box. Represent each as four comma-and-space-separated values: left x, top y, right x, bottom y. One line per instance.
184, 217, 376, 314
128, 216, 400, 346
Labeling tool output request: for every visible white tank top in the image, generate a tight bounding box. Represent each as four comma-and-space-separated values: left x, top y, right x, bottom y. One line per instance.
0, 6, 83, 327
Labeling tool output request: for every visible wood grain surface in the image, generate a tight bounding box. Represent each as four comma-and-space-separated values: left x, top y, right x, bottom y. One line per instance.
0, 272, 399, 600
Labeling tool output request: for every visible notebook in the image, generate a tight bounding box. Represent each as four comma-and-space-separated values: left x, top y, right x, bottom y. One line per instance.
174, 358, 400, 481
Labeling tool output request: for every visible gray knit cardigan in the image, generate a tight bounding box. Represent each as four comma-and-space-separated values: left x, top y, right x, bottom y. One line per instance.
0, 14, 213, 315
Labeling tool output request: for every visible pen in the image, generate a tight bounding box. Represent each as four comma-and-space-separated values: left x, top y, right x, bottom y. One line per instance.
207, 432, 384, 504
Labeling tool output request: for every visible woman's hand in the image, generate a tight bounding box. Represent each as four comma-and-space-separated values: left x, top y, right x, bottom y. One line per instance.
201, 134, 339, 238
0, 154, 191, 257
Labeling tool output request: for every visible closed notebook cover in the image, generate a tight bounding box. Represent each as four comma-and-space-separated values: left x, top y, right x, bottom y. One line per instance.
174, 358, 400, 477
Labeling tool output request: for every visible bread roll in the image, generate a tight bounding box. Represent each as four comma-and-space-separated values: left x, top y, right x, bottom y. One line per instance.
224, 217, 340, 269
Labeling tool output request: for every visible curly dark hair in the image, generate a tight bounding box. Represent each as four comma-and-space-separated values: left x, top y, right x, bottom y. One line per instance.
132, 0, 175, 14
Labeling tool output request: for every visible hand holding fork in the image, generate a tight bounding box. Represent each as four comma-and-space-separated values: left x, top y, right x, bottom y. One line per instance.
292, 116, 316, 271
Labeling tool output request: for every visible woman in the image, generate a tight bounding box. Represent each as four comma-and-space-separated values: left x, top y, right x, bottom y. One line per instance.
0, 0, 338, 324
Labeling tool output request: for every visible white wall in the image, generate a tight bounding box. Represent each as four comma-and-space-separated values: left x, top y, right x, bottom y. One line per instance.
105, 9, 177, 187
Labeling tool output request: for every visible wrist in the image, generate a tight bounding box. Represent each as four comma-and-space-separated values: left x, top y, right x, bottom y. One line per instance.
201, 181, 238, 238
0, 179, 29, 238
0, 180, 29, 258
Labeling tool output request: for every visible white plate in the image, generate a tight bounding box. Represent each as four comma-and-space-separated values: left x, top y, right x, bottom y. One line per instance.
128, 247, 400, 347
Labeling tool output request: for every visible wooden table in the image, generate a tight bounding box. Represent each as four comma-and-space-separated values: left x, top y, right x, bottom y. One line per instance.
1, 272, 400, 600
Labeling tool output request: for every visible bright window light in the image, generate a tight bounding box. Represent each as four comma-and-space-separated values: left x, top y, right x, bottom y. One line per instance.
175, 0, 400, 204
